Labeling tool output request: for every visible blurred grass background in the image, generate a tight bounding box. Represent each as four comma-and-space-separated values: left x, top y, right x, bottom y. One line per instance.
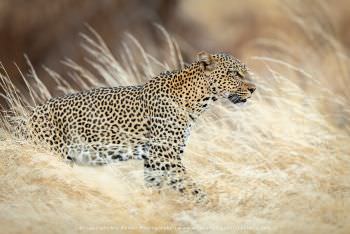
1, 0, 349, 101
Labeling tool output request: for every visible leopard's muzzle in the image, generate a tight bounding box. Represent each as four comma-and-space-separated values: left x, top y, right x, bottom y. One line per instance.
228, 94, 247, 104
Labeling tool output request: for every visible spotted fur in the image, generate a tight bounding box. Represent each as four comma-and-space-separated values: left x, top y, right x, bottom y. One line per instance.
24, 52, 256, 202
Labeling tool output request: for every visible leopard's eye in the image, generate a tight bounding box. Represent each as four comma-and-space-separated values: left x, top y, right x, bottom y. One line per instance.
237, 71, 244, 78
227, 70, 237, 76
228, 70, 244, 78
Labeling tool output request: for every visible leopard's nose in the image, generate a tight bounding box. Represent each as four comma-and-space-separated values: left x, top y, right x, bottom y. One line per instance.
248, 86, 256, 94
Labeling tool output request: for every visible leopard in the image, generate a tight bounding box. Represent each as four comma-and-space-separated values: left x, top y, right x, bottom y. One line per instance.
22, 51, 256, 203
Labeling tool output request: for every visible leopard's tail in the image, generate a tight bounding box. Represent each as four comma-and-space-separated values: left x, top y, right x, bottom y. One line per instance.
11, 117, 30, 140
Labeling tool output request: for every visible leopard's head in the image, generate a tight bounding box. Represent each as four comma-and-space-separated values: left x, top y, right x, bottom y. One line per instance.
197, 51, 256, 104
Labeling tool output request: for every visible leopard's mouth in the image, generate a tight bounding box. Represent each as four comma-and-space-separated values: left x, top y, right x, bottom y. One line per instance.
228, 94, 247, 104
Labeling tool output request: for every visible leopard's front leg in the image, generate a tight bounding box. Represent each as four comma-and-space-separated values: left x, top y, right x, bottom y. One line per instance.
144, 142, 207, 203
143, 98, 208, 203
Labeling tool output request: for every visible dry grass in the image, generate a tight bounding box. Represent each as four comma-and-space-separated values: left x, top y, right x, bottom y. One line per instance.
1, 13, 350, 234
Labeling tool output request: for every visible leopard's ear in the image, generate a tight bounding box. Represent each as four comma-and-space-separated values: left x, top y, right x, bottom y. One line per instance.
197, 51, 215, 71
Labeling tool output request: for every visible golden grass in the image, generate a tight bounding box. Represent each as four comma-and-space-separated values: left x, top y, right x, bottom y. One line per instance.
1, 16, 350, 234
